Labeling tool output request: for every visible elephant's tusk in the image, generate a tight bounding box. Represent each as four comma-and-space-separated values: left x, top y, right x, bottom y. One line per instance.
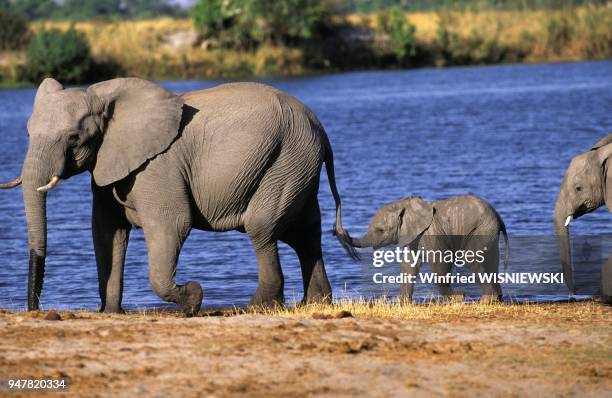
37, 176, 60, 193
0, 176, 22, 189
564, 215, 573, 227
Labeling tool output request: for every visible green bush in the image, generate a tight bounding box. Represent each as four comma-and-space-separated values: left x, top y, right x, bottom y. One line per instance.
191, 0, 336, 48
242, 0, 334, 45
377, 8, 417, 65
0, 10, 30, 51
21, 27, 94, 84
192, 0, 232, 38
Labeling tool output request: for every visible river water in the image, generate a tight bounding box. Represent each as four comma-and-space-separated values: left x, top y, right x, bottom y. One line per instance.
1, 61, 611, 310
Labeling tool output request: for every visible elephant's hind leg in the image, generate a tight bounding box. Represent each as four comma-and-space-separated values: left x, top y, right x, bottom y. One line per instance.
468, 236, 503, 303
247, 238, 284, 307
430, 260, 463, 302
283, 202, 332, 304
92, 184, 131, 314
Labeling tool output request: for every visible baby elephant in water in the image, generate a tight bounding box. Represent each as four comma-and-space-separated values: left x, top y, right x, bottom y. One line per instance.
347, 195, 509, 303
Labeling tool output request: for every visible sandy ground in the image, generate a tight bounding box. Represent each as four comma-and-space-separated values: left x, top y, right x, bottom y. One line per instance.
0, 302, 610, 397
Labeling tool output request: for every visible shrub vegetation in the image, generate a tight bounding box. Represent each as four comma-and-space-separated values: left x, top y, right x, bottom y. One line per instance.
0, 1, 610, 84
21, 28, 94, 84
0, 9, 30, 51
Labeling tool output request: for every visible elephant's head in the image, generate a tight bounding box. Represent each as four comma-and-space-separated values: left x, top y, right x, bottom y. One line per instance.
0, 77, 184, 310
350, 197, 434, 249
554, 134, 612, 293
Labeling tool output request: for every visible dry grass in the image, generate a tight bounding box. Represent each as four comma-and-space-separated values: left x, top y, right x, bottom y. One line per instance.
236, 298, 611, 322
33, 6, 612, 68
28, 18, 304, 79
12, 298, 606, 323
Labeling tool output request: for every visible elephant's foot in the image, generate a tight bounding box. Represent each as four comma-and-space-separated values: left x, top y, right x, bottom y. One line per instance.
250, 287, 284, 308
300, 294, 332, 306
480, 294, 503, 304
100, 305, 125, 314
597, 294, 612, 305
444, 292, 465, 304
303, 286, 332, 305
399, 295, 414, 306
176, 281, 203, 317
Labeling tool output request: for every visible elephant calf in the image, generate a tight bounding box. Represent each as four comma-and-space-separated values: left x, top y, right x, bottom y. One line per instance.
348, 195, 509, 302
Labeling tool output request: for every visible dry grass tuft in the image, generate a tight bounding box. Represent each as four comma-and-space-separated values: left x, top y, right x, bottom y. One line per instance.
237, 297, 611, 322
3, 298, 609, 323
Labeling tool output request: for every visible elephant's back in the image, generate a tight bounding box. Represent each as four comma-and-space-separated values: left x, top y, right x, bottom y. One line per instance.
181, 82, 289, 117
433, 195, 503, 235
176, 83, 327, 231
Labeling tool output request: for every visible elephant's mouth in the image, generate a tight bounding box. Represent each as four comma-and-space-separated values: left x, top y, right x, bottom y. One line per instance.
572, 204, 589, 219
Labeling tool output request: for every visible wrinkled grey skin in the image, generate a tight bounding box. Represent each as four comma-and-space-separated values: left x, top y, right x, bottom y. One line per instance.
348, 195, 509, 303
0, 78, 354, 316
554, 134, 612, 295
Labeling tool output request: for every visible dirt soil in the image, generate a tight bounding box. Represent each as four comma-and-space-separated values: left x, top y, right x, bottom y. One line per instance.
0, 303, 610, 398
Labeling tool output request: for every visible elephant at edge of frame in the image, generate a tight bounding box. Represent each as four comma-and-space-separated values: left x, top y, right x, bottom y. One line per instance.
0, 77, 357, 315
554, 134, 612, 301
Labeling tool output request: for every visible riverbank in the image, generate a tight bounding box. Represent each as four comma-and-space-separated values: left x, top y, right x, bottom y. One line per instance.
1, 301, 610, 397
0, 5, 610, 86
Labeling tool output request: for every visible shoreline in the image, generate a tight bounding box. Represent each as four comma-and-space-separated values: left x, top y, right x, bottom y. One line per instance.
0, 59, 609, 90
1, 301, 610, 397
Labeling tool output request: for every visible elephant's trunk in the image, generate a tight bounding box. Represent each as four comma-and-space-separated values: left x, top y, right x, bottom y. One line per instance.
349, 235, 374, 248
21, 148, 56, 311
554, 197, 574, 293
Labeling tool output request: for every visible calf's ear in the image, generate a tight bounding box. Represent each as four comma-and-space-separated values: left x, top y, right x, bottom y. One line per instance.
398, 197, 434, 246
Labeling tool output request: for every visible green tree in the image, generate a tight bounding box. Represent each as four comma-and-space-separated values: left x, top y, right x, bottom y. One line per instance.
22, 28, 94, 84
0, 9, 30, 51
11, 0, 58, 20
192, 0, 241, 38
191, 0, 336, 47
242, 0, 334, 45
59, 0, 123, 20
378, 8, 417, 64
125, 0, 185, 18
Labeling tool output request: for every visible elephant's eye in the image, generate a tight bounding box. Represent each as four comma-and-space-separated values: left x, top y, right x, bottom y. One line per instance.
576, 186, 582, 192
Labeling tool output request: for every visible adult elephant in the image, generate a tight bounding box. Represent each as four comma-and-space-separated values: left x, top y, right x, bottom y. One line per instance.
0, 78, 354, 315
554, 134, 612, 294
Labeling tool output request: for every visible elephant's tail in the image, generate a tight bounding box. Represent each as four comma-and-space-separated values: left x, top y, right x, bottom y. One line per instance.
323, 135, 359, 261
499, 218, 510, 271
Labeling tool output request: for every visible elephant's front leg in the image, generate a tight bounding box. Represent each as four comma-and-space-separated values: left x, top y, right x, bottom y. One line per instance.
142, 213, 203, 317
92, 185, 131, 313
399, 257, 420, 304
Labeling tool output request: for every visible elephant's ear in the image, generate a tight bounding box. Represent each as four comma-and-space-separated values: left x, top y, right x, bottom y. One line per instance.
87, 78, 184, 187
35, 78, 64, 101
398, 197, 434, 246
597, 142, 612, 212
590, 134, 612, 151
